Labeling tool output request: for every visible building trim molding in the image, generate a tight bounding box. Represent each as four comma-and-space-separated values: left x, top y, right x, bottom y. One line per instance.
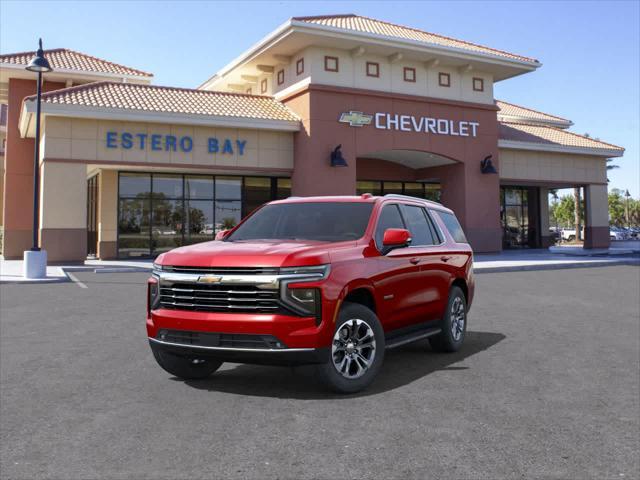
277, 82, 500, 111
19, 102, 301, 138
498, 140, 623, 158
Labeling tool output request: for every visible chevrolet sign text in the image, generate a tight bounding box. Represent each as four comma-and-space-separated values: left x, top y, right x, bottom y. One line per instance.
374, 113, 479, 137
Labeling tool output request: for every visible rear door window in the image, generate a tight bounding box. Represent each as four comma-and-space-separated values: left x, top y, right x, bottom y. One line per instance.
400, 204, 435, 246
436, 211, 468, 243
375, 204, 405, 248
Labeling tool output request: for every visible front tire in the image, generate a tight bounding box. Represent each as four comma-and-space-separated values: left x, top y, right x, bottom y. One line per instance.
151, 344, 223, 380
316, 302, 385, 394
429, 286, 467, 353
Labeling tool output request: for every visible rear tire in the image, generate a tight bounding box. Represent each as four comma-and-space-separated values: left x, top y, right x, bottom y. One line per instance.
429, 286, 467, 353
316, 302, 385, 394
151, 344, 223, 380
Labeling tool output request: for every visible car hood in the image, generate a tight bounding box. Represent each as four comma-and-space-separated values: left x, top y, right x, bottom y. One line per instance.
156, 239, 343, 268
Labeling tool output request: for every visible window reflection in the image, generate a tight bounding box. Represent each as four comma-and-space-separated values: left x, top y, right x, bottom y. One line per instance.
216, 200, 242, 232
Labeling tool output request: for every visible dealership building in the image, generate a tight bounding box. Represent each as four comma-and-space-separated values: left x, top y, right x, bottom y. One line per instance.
0, 14, 624, 261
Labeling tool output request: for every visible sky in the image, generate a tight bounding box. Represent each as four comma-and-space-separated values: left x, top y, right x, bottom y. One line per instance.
1, 0, 638, 197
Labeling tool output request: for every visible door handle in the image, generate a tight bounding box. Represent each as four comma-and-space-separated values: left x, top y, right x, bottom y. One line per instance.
410, 257, 421, 265
441, 255, 452, 262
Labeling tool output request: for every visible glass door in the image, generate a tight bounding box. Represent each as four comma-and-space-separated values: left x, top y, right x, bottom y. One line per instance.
86, 175, 99, 257
501, 187, 539, 248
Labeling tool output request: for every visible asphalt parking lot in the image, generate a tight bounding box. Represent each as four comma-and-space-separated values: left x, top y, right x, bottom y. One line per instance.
1, 266, 638, 480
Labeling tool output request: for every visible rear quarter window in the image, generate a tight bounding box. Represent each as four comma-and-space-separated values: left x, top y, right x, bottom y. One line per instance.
435, 211, 468, 244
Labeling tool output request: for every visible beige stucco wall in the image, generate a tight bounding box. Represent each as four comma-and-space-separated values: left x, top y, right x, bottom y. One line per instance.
42, 117, 294, 170
585, 184, 609, 228
39, 161, 86, 229
499, 149, 607, 184
98, 169, 118, 243
272, 46, 494, 104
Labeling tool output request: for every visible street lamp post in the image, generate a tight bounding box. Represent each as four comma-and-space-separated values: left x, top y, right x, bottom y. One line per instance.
23, 39, 52, 279
625, 189, 631, 230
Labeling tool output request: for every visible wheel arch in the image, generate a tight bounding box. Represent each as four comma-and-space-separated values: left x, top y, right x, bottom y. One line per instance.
450, 277, 469, 304
341, 282, 377, 314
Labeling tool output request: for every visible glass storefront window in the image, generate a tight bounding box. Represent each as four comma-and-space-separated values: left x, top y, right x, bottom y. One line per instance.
276, 178, 291, 199
185, 176, 214, 200
216, 200, 242, 232
403, 182, 424, 198
153, 174, 183, 198
424, 184, 441, 202
382, 182, 403, 195
356, 181, 382, 196
216, 176, 241, 200
117, 173, 288, 258
243, 177, 272, 216
186, 200, 214, 244
151, 199, 184, 254
118, 197, 151, 257
119, 173, 151, 197
356, 180, 440, 201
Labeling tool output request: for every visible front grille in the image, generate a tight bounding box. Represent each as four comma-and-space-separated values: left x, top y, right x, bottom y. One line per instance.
157, 329, 286, 349
161, 265, 280, 275
159, 282, 280, 313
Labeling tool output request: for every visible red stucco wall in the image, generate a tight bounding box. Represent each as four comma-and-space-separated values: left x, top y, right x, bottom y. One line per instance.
283, 84, 502, 252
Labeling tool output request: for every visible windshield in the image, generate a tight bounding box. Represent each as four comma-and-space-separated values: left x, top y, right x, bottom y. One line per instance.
226, 202, 374, 242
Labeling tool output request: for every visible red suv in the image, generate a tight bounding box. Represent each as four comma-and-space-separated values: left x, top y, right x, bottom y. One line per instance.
147, 194, 474, 393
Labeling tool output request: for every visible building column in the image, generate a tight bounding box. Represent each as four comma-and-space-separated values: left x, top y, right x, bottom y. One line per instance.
584, 184, 610, 249
539, 188, 553, 247
425, 161, 502, 253
285, 91, 357, 196
2, 78, 66, 259
39, 161, 87, 262
98, 170, 118, 259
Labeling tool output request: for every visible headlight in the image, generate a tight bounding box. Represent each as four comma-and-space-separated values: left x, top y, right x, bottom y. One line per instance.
147, 278, 160, 313
279, 265, 328, 324
282, 287, 321, 322
280, 264, 330, 279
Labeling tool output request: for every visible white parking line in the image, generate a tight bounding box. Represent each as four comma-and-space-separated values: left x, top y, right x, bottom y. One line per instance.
66, 272, 88, 289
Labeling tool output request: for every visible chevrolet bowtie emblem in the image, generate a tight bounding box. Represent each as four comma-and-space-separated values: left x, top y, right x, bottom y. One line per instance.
339, 111, 373, 127
198, 275, 223, 284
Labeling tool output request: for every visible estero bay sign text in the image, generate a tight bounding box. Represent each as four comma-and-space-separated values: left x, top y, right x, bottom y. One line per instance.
105, 131, 248, 155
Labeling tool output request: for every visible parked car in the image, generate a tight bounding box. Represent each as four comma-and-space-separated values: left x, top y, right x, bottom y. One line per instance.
610, 227, 629, 241
147, 194, 474, 393
561, 228, 584, 242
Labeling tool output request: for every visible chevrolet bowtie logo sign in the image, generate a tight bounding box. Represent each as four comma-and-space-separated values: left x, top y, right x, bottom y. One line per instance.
339, 111, 373, 127
198, 275, 223, 284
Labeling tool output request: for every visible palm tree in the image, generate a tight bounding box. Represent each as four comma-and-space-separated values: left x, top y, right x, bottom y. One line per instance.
606, 158, 619, 182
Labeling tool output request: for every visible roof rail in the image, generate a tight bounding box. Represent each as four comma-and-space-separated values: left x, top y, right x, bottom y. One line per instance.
383, 193, 442, 206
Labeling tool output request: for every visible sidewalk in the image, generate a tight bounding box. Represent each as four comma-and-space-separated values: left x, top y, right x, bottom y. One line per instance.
473, 249, 638, 274
1, 250, 638, 283
0, 258, 153, 284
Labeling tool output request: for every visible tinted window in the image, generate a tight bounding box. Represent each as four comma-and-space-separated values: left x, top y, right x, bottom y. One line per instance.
400, 205, 435, 246
375, 204, 405, 248
228, 202, 374, 242
437, 211, 468, 243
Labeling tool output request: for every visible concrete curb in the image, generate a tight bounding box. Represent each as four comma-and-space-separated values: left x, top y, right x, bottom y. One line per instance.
94, 267, 153, 274
474, 258, 640, 274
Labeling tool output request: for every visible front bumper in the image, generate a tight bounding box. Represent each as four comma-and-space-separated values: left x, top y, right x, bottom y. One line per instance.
148, 336, 329, 366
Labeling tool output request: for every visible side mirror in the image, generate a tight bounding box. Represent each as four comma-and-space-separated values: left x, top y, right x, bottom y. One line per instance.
215, 229, 230, 241
382, 228, 412, 253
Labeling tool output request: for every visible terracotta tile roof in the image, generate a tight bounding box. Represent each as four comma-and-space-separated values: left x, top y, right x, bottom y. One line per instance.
497, 100, 571, 126
0, 48, 152, 78
27, 81, 299, 122
293, 14, 538, 64
499, 122, 624, 154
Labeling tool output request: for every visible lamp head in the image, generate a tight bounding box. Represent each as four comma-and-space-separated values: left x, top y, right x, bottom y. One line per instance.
330, 144, 348, 167
26, 39, 53, 73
